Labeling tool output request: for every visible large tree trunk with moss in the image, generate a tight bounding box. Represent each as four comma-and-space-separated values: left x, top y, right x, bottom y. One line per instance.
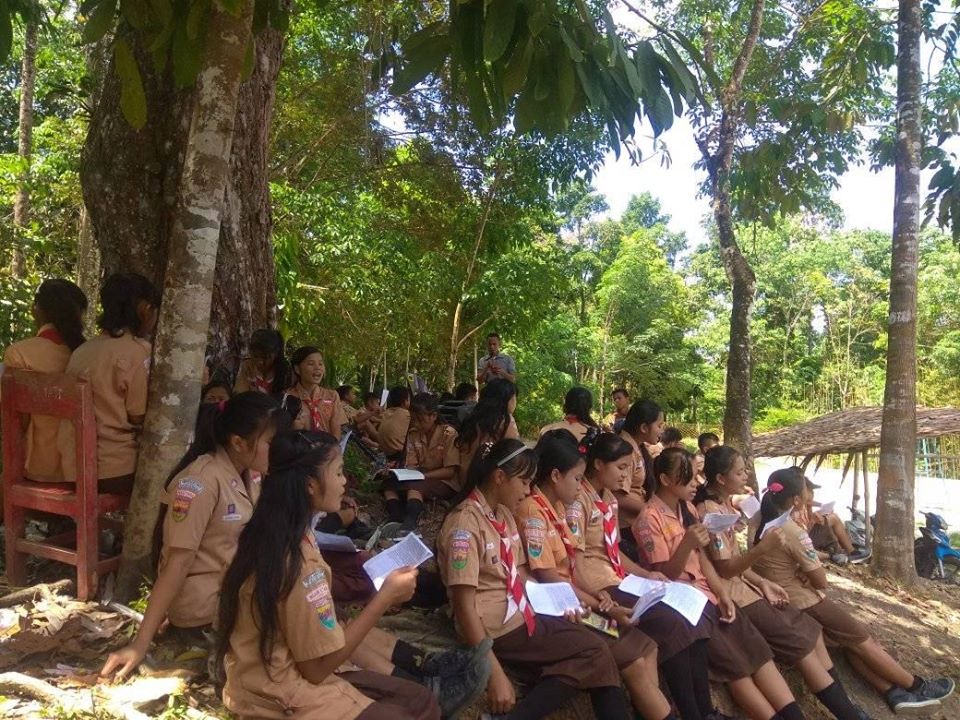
874, 0, 922, 584
81, 11, 282, 598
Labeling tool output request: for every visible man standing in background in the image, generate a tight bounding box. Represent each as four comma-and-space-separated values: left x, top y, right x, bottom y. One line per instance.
476, 332, 516, 385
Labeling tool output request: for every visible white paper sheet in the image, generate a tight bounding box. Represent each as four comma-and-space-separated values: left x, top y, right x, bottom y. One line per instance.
524, 581, 580, 617
702, 512, 740, 534
739, 494, 762, 519
363, 532, 434, 590
760, 507, 794, 538
380, 389, 390, 407
661, 583, 709, 625
819, 500, 835, 516
390, 469, 426, 482
314, 531, 359, 553
618, 574, 664, 598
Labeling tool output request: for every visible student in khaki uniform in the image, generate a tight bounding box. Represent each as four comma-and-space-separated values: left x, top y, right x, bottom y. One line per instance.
697, 447, 869, 720
602, 388, 630, 433
439, 438, 632, 720
377, 386, 411, 462
538, 386, 599, 442
636, 447, 805, 720
337, 384, 360, 423
100, 393, 282, 681
575, 432, 719, 720
58, 273, 160, 491
234, 329, 291, 397
286, 346, 347, 440
454, 377, 520, 490
615, 399, 664, 560
754, 468, 955, 715
381, 393, 459, 532
216, 430, 451, 720
520, 430, 677, 720
3, 279, 87, 482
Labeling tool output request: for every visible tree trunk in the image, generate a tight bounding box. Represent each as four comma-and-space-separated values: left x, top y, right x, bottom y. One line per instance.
874, 0, 921, 584
76, 208, 101, 336
114, 0, 255, 598
11, 21, 37, 278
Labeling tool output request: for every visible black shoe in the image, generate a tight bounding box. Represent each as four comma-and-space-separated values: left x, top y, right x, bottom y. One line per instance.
423, 638, 493, 719
913, 676, 955, 702
885, 686, 940, 714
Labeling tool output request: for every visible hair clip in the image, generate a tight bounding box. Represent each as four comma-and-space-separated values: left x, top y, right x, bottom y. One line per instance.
479, 442, 495, 460
496, 445, 527, 467
768, 482, 784, 493
577, 445, 587, 455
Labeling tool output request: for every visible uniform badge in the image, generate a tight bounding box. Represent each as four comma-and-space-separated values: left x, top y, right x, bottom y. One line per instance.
222, 502, 242, 522
525, 518, 546, 559
451, 529, 471, 570
566, 501, 584, 536
171, 478, 202, 522
303, 569, 336, 630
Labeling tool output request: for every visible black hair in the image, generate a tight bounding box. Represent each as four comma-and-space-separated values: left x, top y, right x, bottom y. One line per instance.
754, 467, 805, 545
487, 332, 501, 340
336, 385, 354, 401
611, 387, 629, 399
694, 445, 741, 505
439, 391, 454, 403
457, 378, 517, 450
454, 382, 477, 401
386, 385, 410, 408
200, 380, 232, 402
622, 399, 662, 496
533, 429, 584, 487
363, 390, 380, 404
248, 329, 292, 394
652, 447, 697, 527
583, 431, 633, 477
281, 394, 304, 426
697, 432, 720, 453
34, 279, 87, 351
98, 273, 161, 337
458, 437, 537, 503
563, 387, 598, 427
290, 346, 323, 386
216, 430, 340, 680
661, 427, 683, 445
411, 392, 439, 415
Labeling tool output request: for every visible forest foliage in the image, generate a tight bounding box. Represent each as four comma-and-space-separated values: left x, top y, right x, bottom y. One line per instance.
1, 1, 960, 438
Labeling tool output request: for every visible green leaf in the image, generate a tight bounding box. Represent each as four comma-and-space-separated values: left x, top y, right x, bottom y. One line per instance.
172, 21, 203, 86
268, 0, 288, 32
646, 86, 673, 136
559, 26, 583, 62
120, 0, 150, 29
501, 36, 533, 100
557, 49, 575, 114
114, 38, 147, 129
392, 32, 450, 94
668, 30, 721, 92
82, 0, 118, 43
186, 0, 207, 41
483, 0, 516, 63
0, 10, 12, 62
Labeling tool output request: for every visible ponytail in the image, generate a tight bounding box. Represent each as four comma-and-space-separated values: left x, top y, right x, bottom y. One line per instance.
694, 445, 741, 505
752, 467, 805, 545
533, 429, 583, 487
34, 279, 87, 350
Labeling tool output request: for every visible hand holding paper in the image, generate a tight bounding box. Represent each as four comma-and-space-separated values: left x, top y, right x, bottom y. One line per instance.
760, 508, 793, 538
702, 512, 740, 534
739, 494, 761, 519
524, 581, 581, 617
363, 533, 434, 590
819, 500, 835, 516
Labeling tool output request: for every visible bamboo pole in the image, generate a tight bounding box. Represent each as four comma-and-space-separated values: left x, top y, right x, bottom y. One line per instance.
861, 450, 872, 550
850, 452, 861, 514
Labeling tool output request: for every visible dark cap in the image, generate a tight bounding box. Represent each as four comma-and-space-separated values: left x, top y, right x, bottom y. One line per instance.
804, 476, 821, 490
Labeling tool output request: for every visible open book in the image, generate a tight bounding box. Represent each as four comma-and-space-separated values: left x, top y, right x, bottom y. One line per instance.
389, 469, 426, 483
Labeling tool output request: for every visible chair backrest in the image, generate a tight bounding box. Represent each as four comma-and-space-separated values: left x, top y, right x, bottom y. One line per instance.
1, 370, 97, 485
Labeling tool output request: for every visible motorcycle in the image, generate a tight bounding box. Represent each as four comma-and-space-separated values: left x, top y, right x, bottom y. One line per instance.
914, 511, 960, 584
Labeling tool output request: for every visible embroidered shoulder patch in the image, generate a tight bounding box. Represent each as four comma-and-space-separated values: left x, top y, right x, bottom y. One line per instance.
171, 478, 203, 522
566, 501, 585, 536
450, 529, 471, 570
302, 569, 337, 629
525, 517, 546, 558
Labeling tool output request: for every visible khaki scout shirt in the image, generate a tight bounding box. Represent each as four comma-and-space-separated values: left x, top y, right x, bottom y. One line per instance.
404, 423, 460, 489
222, 537, 373, 719
3, 325, 72, 480
752, 518, 826, 610
568, 482, 623, 593
438, 497, 527, 639
290, 385, 348, 438
377, 407, 411, 455
160, 450, 255, 627
515, 488, 572, 577
699, 497, 762, 607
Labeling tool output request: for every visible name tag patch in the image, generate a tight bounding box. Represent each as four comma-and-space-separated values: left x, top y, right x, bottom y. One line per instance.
303, 569, 336, 630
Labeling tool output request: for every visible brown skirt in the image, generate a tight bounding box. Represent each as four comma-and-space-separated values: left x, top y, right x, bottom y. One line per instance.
702, 602, 774, 682
380, 473, 456, 500
607, 586, 711, 663
345, 670, 441, 720
804, 597, 870, 647
741, 599, 820, 667
493, 616, 621, 689
604, 624, 657, 670
322, 549, 376, 602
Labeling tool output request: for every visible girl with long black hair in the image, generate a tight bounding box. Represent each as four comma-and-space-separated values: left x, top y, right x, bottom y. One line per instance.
752, 468, 954, 715
697, 447, 870, 720
635, 447, 805, 720
575, 431, 719, 720
234, 328, 292, 396
101, 392, 282, 681
537, 387, 599, 442
439, 437, 631, 720
518, 430, 676, 720
4, 278, 87, 481
615, 399, 664, 559
455, 378, 519, 488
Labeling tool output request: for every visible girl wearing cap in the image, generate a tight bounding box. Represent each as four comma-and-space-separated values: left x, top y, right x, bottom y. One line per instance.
439, 438, 633, 719
635, 447, 807, 720
753, 468, 955, 715
697, 447, 869, 720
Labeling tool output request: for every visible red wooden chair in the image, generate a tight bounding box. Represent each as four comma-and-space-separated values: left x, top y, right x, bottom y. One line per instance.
2, 369, 129, 600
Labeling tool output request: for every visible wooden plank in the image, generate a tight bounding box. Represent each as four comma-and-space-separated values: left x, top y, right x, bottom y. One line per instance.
861, 450, 872, 550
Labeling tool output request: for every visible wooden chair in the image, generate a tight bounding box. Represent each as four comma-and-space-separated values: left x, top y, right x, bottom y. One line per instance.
2, 370, 129, 600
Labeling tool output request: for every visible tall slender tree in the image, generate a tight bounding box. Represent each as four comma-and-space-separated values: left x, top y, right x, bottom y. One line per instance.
11, 17, 36, 277
874, 0, 922, 583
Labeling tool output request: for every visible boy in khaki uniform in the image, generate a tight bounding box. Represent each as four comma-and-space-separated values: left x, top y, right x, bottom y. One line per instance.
377, 386, 411, 461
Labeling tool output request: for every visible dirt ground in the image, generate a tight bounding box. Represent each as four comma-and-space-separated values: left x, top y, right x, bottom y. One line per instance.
1, 505, 958, 719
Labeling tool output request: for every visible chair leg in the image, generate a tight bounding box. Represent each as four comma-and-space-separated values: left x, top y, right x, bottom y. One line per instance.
4, 503, 28, 587
76, 508, 99, 602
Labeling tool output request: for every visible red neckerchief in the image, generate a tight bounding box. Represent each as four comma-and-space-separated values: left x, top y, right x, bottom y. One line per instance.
581, 480, 625, 579
564, 414, 580, 424
530, 488, 577, 578
468, 489, 535, 636
297, 385, 325, 431
38, 327, 65, 345
252, 375, 272, 394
